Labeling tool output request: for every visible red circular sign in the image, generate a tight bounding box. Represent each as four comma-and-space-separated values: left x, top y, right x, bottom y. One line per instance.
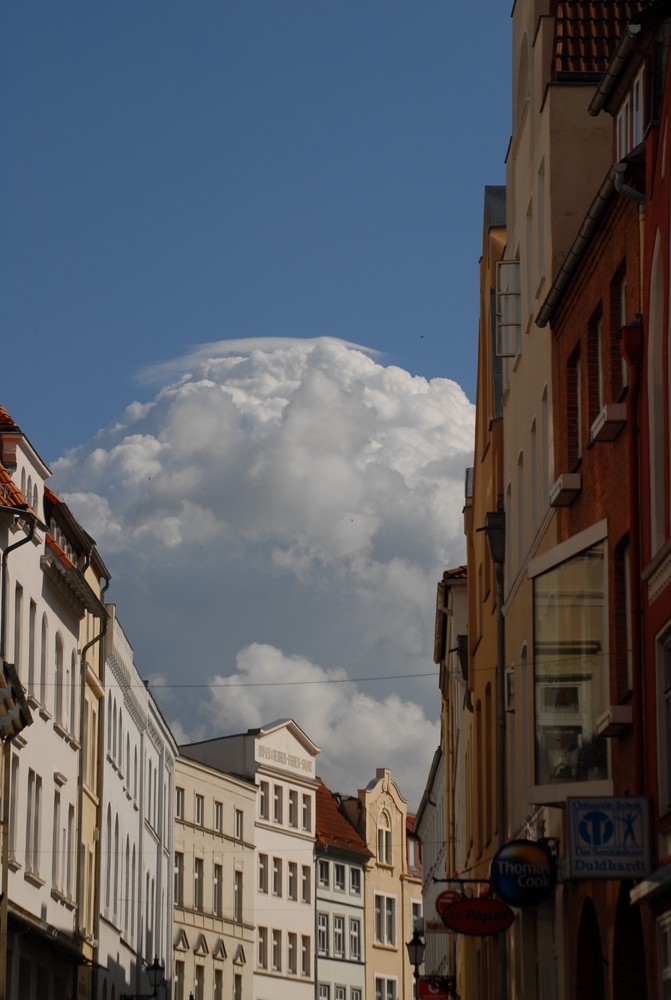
438, 896, 515, 936
435, 889, 462, 924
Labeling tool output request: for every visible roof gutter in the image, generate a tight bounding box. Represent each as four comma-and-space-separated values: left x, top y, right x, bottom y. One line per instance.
537, 165, 618, 327
588, 24, 642, 116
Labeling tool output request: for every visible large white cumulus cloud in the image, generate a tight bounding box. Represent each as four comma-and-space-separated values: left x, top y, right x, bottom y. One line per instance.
54, 337, 473, 802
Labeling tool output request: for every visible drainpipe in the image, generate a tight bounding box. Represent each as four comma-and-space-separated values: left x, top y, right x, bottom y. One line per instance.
0, 510, 36, 1000
621, 318, 645, 793
75, 572, 110, 962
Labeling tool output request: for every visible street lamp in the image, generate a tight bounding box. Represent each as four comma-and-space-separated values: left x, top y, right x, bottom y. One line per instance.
406, 928, 426, 983
120, 956, 165, 1000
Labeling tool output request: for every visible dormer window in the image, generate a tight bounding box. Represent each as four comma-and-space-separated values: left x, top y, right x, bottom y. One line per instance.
616, 68, 645, 159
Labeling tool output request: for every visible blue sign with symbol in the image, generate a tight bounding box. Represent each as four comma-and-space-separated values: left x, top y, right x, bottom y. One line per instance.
567, 797, 650, 880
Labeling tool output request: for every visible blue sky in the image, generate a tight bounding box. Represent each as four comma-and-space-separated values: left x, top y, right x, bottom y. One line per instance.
2, 2, 512, 797
2, 1, 510, 465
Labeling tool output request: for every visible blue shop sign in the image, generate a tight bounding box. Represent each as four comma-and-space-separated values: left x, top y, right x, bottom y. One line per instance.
490, 839, 557, 907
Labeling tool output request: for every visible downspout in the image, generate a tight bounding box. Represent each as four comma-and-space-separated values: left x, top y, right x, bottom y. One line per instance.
75, 573, 110, 951
0, 511, 36, 1000
614, 160, 646, 794
622, 318, 645, 793
495, 560, 507, 1000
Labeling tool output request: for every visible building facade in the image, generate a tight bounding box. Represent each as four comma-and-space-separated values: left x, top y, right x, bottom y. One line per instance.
172, 752, 256, 1000
315, 776, 370, 1000
181, 719, 320, 1000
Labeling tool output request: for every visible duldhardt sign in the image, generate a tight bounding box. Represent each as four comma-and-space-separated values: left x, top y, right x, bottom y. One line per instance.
567, 796, 651, 879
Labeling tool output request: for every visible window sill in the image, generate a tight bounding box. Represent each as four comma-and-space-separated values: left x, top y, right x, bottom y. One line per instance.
24, 870, 46, 888
527, 777, 613, 807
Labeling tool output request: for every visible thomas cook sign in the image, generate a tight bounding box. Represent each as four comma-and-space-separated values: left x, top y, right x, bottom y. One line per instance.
490, 839, 557, 907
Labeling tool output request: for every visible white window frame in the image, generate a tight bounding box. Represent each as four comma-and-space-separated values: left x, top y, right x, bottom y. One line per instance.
318, 912, 329, 955
374, 893, 396, 945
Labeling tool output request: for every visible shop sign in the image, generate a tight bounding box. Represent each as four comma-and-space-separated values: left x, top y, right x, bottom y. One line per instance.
435, 889, 461, 924
490, 839, 557, 907
567, 797, 651, 879
418, 979, 453, 999
438, 897, 514, 936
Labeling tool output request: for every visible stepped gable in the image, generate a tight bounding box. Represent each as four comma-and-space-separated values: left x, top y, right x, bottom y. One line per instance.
315, 777, 372, 857
553, 1, 653, 78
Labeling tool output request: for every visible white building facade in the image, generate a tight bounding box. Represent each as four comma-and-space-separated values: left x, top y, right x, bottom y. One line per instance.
98, 606, 178, 1000
181, 720, 320, 1000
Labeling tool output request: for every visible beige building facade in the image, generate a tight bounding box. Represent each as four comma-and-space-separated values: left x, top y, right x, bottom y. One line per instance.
172, 754, 256, 1000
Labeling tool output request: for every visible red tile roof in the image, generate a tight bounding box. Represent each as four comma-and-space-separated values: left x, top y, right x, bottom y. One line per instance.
315, 778, 372, 857
0, 463, 30, 510
442, 566, 467, 581
45, 532, 76, 570
553, 2, 653, 78
0, 407, 18, 430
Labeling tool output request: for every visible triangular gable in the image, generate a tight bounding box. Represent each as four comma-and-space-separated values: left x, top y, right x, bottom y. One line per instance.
212, 939, 227, 961
233, 944, 246, 965
174, 928, 189, 952
194, 934, 209, 956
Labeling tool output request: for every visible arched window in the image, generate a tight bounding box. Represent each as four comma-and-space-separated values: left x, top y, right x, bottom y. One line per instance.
131, 845, 136, 938
377, 810, 392, 865
113, 816, 120, 921
125, 836, 130, 935
530, 418, 538, 533
40, 614, 48, 706
515, 33, 530, 128
517, 451, 525, 570
70, 650, 78, 736
105, 806, 112, 912
54, 633, 64, 724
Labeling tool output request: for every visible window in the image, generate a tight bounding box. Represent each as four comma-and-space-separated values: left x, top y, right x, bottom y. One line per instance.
26, 768, 42, 875
335, 988, 346, 1000
496, 259, 521, 357
234, 808, 243, 840
174, 960, 184, 1000
658, 913, 671, 999
258, 927, 268, 969
288, 861, 298, 900
333, 915, 345, 958
319, 987, 330, 1000
377, 811, 392, 865
318, 913, 329, 955
376, 978, 397, 1000
318, 859, 330, 887
234, 869, 243, 922
301, 865, 311, 903
302, 794, 311, 831
412, 901, 422, 932
259, 854, 268, 893
350, 918, 361, 960
233, 974, 241, 1000
350, 868, 361, 896
532, 533, 608, 786
272, 857, 282, 896
194, 858, 204, 911
195, 794, 204, 827
259, 781, 269, 820
195, 966, 204, 999
408, 838, 419, 870
288, 932, 297, 973
301, 936, 310, 976
214, 970, 223, 1000
567, 348, 582, 466
657, 628, 671, 814
175, 787, 184, 819
334, 863, 345, 891
214, 800, 223, 833
273, 785, 283, 823
617, 68, 645, 158
174, 852, 184, 906
374, 894, 396, 945
272, 929, 282, 971
213, 863, 223, 917
352, 991, 362, 1000
288, 789, 298, 827
13, 584, 22, 675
